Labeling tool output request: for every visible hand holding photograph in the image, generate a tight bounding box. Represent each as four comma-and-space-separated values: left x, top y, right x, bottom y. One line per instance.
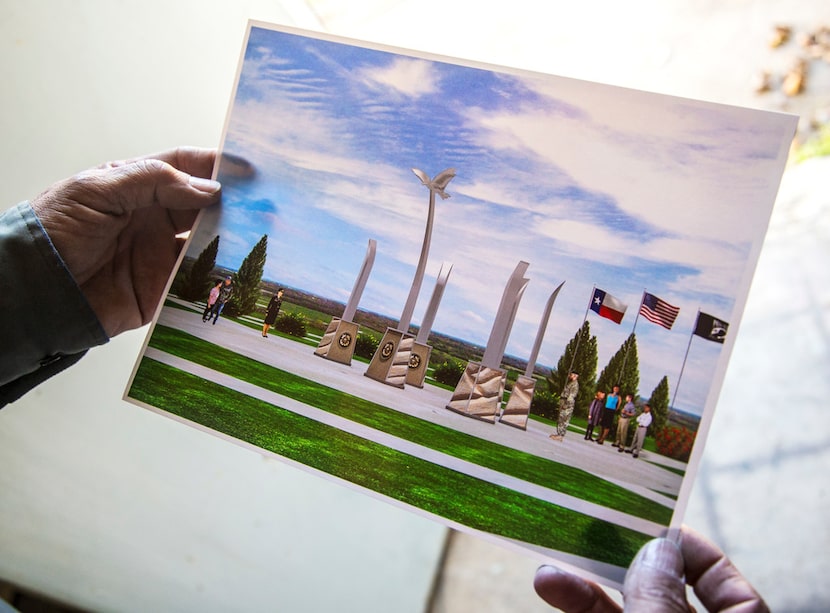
125, 21, 796, 587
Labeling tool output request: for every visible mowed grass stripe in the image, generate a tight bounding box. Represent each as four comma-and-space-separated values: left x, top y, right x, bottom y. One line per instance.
148, 324, 672, 525
130, 357, 650, 566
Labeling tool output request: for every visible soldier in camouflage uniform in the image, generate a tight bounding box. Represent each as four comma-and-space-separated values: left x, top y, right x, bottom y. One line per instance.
549, 372, 579, 441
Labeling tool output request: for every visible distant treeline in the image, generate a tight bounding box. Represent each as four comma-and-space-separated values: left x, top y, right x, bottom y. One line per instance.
187, 260, 548, 377
258, 276, 547, 375
667, 408, 701, 432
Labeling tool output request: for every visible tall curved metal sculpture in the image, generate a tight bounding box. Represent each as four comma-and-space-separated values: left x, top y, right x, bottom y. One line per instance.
500, 281, 565, 430
314, 239, 377, 365
365, 168, 455, 388
446, 261, 530, 423
405, 261, 453, 388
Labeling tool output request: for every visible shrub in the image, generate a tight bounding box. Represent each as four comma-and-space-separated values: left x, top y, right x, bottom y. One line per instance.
354, 332, 379, 360
432, 359, 466, 386
530, 390, 559, 421
274, 312, 307, 338
654, 426, 696, 462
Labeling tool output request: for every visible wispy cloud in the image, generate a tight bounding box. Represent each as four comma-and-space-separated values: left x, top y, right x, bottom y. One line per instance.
357, 57, 440, 98
186, 26, 793, 416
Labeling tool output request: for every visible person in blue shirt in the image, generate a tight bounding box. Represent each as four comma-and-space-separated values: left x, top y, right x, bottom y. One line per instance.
596, 384, 621, 444
0, 147, 767, 612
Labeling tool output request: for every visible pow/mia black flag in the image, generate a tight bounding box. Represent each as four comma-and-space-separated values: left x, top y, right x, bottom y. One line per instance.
693, 311, 729, 344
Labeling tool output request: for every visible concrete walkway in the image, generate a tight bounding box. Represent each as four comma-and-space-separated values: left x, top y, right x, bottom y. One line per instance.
151, 304, 683, 510
143, 342, 668, 538
135, 304, 695, 588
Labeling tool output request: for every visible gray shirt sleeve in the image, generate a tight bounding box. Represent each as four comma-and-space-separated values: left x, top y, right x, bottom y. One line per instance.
0, 202, 109, 407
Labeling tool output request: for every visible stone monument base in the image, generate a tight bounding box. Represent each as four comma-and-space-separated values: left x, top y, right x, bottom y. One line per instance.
314, 317, 360, 365
499, 374, 535, 430
364, 328, 413, 388
446, 361, 506, 423
404, 341, 432, 388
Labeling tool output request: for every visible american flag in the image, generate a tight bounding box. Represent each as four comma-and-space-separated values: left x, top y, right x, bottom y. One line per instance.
639, 292, 679, 330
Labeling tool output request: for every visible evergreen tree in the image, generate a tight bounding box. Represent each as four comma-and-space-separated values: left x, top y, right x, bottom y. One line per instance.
596, 333, 640, 400
225, 234, 268, 317
548, 321, 598, 417
178, 235, 220, 301
648, 375, 671, 434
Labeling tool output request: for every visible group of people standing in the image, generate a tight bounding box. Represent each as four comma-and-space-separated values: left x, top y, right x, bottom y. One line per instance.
200, 277, 285, 338
550, 378, 653, 458
585, 385, 652, 457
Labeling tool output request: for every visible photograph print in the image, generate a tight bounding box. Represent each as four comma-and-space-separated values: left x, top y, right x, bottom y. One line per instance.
125, 21, 796, 587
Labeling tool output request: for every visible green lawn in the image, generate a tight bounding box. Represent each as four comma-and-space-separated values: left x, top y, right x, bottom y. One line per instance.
130, 357, 651, 566
143, 324, 673, 525
646, 461, 686, 478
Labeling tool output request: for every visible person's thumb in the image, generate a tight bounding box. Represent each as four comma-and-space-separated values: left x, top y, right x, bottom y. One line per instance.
622, 538, 690, 612
87, 158, 221, 214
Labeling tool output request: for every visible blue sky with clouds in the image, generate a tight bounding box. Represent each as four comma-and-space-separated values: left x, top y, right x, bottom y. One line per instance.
186, 24, 794, 416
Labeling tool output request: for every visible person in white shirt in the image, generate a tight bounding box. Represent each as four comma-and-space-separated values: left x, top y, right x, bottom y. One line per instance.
628, 403, 653, 458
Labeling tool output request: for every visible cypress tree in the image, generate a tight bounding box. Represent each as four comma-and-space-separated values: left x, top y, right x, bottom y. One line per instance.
648, 375, 671, 434
548, 321, 598, 417
178, 235, 220, 301
225, 234, 268, 317
596, 333, 640, 400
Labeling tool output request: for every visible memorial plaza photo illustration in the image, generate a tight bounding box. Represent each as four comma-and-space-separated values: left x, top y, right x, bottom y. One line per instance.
126, 23, 795, 585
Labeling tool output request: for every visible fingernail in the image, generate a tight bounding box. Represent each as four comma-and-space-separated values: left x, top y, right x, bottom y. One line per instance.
190, 176, 221, 194
633, 538, 683, 576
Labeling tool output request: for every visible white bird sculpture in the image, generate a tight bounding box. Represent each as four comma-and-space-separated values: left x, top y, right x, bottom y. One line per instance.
411, 167, 456, 199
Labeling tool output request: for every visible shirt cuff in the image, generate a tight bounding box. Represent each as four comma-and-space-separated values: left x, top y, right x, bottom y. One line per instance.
0, 202, 109, 405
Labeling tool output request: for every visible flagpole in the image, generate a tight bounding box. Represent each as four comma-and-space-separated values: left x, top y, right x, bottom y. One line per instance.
567, 284, 594, 376
618, 289, 644, 388
670, 308, 699, 415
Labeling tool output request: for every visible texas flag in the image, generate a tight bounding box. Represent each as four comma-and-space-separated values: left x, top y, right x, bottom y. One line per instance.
590, 287, 627, 324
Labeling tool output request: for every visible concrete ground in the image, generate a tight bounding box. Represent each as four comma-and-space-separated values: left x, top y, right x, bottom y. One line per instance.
155, 303, 684, 516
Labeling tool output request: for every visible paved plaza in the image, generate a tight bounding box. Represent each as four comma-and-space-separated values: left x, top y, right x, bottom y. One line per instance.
149, 305, 683, 528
